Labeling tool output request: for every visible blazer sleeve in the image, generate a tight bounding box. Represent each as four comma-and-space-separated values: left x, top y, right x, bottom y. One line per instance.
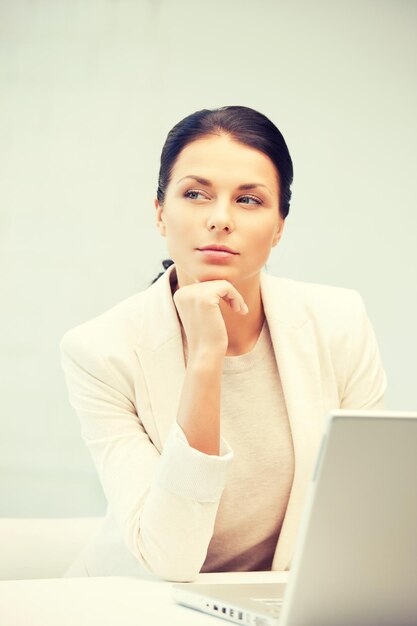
59, 329, 233, 582
339, 291, 387, 410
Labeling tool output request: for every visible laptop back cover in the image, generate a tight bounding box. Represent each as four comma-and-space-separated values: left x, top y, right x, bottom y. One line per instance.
279, 410, 417, 626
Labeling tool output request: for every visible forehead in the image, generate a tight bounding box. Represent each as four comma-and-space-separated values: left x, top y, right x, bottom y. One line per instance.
171, 134, 279, 191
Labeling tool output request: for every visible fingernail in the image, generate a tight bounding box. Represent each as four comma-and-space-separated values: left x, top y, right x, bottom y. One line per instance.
241, 303, 249, 314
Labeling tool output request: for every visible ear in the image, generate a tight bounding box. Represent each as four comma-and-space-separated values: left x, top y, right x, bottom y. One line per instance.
155, 198, 166, 237
271, 216, 285, 247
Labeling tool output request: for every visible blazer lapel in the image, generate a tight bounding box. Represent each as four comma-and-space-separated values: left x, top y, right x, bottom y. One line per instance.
261, 272, 325, 570
133, 266, 186, 451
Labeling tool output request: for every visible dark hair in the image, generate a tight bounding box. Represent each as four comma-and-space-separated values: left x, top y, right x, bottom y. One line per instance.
151, 258, 175, 285
151, 105, 294, 285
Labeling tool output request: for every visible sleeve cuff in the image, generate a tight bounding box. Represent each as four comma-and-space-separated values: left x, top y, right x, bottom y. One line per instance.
173, 421, 232, 457
155, 421, 233, 502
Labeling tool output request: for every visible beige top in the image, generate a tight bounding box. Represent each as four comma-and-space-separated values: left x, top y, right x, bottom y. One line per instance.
183, 320, 295, 572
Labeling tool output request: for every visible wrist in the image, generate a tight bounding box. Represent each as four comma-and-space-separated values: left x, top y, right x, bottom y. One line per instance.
187, 348, 225, 369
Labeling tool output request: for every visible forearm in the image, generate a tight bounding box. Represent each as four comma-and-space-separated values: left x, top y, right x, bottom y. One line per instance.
176, 351, 224, 455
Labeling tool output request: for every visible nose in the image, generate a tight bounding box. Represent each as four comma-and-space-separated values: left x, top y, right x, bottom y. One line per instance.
206, 202, 234, 233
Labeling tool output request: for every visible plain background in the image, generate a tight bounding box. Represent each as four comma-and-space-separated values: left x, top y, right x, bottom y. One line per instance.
1, 0, 416, 516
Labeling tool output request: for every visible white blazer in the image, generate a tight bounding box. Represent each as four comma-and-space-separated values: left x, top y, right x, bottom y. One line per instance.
60, 265, 386, 581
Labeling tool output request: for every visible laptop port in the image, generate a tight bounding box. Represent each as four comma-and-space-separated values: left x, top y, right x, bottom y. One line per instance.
238, 611, 243, 620
222, 607, 227, 614
230, 608, 234, 617
213, 605, 218, 611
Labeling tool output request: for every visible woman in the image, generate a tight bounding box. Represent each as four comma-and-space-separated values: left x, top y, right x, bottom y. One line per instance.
60, 105, 386, 581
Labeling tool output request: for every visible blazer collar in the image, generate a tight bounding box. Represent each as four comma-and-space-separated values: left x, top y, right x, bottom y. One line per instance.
133, 265, 186, 449
139, 265, 308, 346
260, 270, 309, 329
136, 264, 183, 350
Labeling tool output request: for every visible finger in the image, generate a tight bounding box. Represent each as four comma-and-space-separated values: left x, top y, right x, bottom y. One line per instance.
218, 285, 248, 315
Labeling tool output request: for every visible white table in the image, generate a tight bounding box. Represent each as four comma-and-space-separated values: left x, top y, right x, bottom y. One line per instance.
0, 571, 289, 626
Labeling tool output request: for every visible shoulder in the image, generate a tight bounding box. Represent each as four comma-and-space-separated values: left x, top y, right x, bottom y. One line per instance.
60, 289, 148, 357
59, 266, 177, 362
261, 273, 367, 333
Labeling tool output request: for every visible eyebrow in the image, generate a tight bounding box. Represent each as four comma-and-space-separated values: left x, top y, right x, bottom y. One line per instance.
176, 175, 272, 194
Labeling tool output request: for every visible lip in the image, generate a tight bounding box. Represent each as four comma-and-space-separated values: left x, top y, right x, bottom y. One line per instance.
197, 245, 239, 255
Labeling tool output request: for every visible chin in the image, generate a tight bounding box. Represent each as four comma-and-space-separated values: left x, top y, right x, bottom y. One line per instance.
175, 265, 233, 286
195, 267, 237, 282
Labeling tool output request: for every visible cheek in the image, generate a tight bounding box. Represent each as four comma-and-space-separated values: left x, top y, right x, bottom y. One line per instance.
166, 219, 193, 241
249, 222, 278, 249
163, 213, 197, 255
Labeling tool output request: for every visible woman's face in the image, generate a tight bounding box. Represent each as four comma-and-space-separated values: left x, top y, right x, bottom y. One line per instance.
155, 133, 285, 289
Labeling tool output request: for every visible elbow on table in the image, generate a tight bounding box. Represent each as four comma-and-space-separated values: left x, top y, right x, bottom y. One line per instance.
158, 567, 200, 583
145, 557, 202, 583
137, 550, 203, 583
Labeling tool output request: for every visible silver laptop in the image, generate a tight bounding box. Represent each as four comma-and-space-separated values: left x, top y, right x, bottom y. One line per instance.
173, 410, 417, 626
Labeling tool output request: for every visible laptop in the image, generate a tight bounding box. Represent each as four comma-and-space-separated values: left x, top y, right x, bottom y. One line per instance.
172, 410, 417, 626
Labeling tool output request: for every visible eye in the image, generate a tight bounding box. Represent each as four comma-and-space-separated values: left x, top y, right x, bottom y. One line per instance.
238, 195, 262, 206
184, 190, 262, 205
184, 189, 207, 200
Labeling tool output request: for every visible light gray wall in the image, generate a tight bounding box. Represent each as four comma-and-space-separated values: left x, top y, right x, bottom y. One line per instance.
1, 0, 416, 516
